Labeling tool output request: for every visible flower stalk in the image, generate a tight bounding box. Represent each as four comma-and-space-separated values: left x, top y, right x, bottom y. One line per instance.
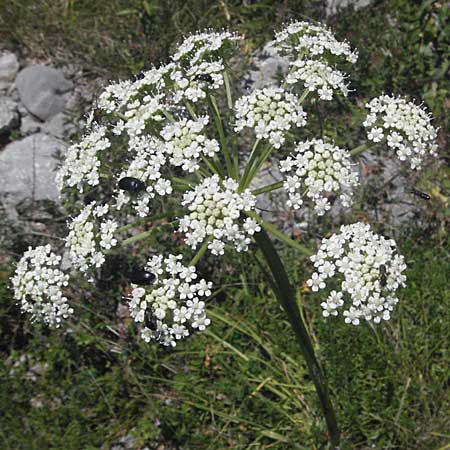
253, 229, 340, 448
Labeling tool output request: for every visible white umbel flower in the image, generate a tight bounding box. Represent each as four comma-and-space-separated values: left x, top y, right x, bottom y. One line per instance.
66, 202, 118, 272
285, 59, 349, 100
280, 139, 359, 215
11, 245, 72, 327
161, 116, 220, 172
56, 126, 111, 193
127, 254, 212, 347
309, 222, 407, 324
274, 21, 358, 64
234, 87, 307, 148
364, 95, 438, 169
179, 175, 260, 255
114, 136, 172, 217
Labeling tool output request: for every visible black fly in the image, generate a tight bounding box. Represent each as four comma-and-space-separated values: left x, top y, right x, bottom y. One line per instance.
410, 188, 431, 200
118, 177, 147, 194
379, 264, 387, 287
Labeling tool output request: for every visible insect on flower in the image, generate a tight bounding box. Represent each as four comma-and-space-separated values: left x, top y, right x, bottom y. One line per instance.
194, 74, 213, 83
128, 269, 156, 285
410, 188, 431, 200
118, 177, 147, 194
379, 264, 387, 288
143, 308, 158, 331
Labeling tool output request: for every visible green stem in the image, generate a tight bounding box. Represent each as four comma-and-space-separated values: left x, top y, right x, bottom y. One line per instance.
208, 94, 233, 178
243, 143, 273, 190
200, 155, 221, 176
223, 71, 233, 110
238, 139, 260, 192
350, 142, 372, 156
253, 229, 340, 449
162, 108, 176, 124
189, 237, 211, 265
185, 101, 198, 120
252, 181, 284, 196
121, 229, 155, 247
246, 212, 312, 257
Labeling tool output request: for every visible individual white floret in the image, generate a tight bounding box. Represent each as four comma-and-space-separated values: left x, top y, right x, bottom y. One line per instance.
65, 202, 118, 272
179, 175, 260, 255
56, 126, 111, 193
127, 254, 212, 347
11, 245, 73, 327
234, 87, 307, 148
280, 139, 359, 215
308, 222, 407, 324
364, 95, 438, 169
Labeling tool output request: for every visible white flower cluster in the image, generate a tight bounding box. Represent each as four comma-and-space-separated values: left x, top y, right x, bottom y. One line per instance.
234, 87, 307, 148
308, 222, 407, 324
364, 95, 438, 169
274, 21, 358, 63
172, 30, 241, 65
273, 21, 357, 100
179, 175, 260, 255
115, 136, 172, 217
280, 139, 358, 215
171, 60, 226, 104
127, 254, 212, 347
161, 116, 220, 172
11, 245, 72, 327
56, 126, 111, 192
97, 65, 169, 115
65, 202, 118, 272
285, 59, 348, 101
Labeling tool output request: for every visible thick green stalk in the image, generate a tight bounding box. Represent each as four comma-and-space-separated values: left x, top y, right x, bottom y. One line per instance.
350, 142, 372, 156
253, 229, 340, 449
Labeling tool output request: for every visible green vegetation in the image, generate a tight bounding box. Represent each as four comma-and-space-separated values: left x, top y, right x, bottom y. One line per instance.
0, 0, 449, 449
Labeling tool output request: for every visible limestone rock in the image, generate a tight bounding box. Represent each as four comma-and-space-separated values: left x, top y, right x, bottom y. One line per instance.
326, 0, 372, 16
245, 42, 289, 90
0, 52, 19, 90
0, 96, 19, 133
0, 133, 65, 207
16, 66, 73, 121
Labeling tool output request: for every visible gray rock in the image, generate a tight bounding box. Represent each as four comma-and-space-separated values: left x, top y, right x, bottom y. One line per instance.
16, 66, 73, 121
42, 112, 75, 138
20, 114, 42, 135
0, 133, 65, 208
326, 0, 372, 16
0, 53, 19, 90
245, 42, 289, 90
0, 96, 19, 133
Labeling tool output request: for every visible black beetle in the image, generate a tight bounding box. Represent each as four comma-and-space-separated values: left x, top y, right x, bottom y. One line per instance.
144, 308, 158, 330
379, 264, 387, 287
118, 177, 147, 194
194, 74, 213, 83
128, 269, 156, 285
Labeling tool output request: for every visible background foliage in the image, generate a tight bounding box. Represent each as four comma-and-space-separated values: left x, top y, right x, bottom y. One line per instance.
0, 1, 449, 449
